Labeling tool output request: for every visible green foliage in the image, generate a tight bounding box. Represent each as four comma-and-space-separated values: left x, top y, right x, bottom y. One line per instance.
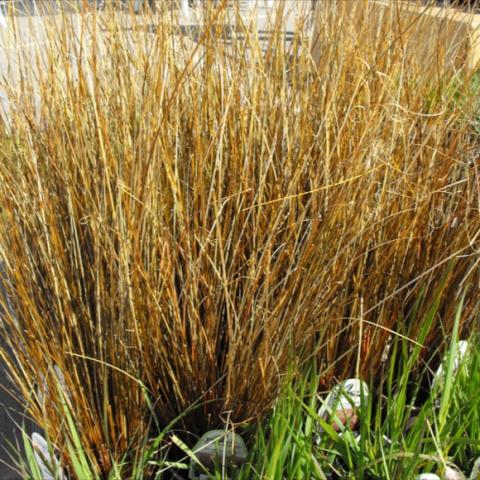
17, 299, 480, 479
233, 301, 480, 480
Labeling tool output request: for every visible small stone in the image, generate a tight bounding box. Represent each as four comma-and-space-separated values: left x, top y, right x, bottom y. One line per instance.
31, 432, 64, 480
188, 430, 248, 480
317, 379, 369, 433
415, 474, 441, 480
432, 340, 469, 391
445, 465, 467, 480
469, 458, 480, 480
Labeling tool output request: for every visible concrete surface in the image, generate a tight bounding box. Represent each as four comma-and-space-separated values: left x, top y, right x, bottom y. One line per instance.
0, 0, 313, 120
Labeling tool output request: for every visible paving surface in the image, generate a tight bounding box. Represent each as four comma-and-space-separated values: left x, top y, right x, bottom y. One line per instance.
0, 0, 313, 121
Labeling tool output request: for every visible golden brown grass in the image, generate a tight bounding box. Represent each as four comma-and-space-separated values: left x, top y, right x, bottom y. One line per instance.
0, 0, 478, 475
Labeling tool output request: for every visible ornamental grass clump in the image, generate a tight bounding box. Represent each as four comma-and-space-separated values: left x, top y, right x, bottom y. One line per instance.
0, 0, 478, 476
